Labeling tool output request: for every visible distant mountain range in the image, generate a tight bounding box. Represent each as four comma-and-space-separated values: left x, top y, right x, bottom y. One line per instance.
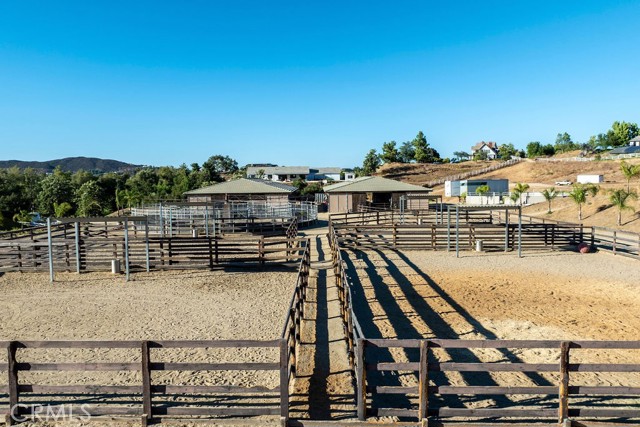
0, 157, 141, 173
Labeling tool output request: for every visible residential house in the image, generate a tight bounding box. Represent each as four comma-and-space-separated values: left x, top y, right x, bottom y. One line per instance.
609, 136, 640, 155
471, 141, 499, 160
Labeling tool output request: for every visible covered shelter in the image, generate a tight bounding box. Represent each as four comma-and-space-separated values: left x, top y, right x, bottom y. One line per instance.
324, 176, 432, 213
184, 178, 296, 203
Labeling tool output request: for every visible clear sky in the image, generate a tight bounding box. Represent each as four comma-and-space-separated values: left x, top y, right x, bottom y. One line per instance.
1, 1, 640, 168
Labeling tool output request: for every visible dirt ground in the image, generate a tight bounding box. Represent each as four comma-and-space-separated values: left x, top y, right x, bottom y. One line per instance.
343, 247, 640, 414
0, 269, 296, 426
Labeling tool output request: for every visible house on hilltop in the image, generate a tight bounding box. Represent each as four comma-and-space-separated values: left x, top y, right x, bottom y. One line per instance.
324, 176, 432, 213
184, 178, 295, 203
609, 136, 640, 155
471, 141, 499, 160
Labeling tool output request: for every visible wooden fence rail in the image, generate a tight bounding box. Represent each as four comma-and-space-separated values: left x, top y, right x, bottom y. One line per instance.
360, 338, 640, 424
1, 339, 288, 425
498, 211, 640, 260
332, 223, 584, 252
281, 239, 311, 392
327, 220, 640, 425
0, 236, 309, 274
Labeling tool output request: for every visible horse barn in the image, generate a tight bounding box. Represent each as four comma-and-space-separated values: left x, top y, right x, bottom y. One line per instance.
323, 176, 433, 213
184, 178, 295, 202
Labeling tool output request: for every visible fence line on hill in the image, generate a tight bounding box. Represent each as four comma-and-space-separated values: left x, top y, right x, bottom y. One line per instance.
423, 157, 522, 188
326, 217, 640, 425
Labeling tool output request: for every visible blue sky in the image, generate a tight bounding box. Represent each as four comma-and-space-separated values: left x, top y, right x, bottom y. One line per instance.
1, 1, 639, 168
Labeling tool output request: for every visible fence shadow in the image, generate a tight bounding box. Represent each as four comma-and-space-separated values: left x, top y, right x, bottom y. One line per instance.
343, 247, 557, 417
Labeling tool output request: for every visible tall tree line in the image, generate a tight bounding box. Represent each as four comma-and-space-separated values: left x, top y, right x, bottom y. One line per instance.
0, 155, 239, 230
359, 131, 442, 175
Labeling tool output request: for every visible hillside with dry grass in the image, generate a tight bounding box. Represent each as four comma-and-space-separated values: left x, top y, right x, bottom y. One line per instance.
377, 160, 498, 186
378, 157, 640, 232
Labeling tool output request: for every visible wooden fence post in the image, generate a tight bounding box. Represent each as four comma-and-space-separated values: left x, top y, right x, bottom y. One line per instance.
259, 237, 265, 267
7, 341, 19, 426
418, 340, 429, 422
357, 338, 367, 421
141, 341, 152, 426
208, 237, 214, 270
559, 341, 570, 425
279, 339, 289, 426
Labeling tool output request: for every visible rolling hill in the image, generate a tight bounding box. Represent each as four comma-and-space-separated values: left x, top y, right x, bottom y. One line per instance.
378, 157, 640, 232
0, 157, 141, 173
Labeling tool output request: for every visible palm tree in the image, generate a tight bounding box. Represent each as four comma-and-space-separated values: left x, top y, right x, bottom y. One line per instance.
510, 182, 530, 205
53, 202, 73, 218
620, 161, 640, 192
568, 183, 599, 221
609, 189, 637, 226
541, 187, 558, 214
475, 185, 490, 205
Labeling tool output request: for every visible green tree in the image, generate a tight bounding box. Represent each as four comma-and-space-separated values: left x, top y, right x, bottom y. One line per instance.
620, 161, 640, 192
510, 182, 530, 205
12, 210, 33, 225
526, 141, 555, 158
362, 149, 381, 175
412, 131, 440, 163
554, 132, 578, 153
609, 189, 637, 226
75, 180, 103, 217
127, 168, 159, 202
498, 143, 517, 159
292, 178, 307, 192
380, 141, 400, 163
541, 187, 558, 213
398, 141, 415, 163
568, 183, 599, 221
473, 150, 488, 161
202, 154, 238, 181
301, 182, 323, 195
475, 185, 490, 205
37, 167, 74, 216
607, 121, 640, 147
453, 151, 470, 161
53, 202, 74, 218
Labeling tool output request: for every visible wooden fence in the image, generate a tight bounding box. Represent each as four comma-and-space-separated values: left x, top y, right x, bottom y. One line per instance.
360, 338, 640, 424
0, 239, 313, 426
0, 235, 308, 274
1, 339, 288, 425
327, 220, 640, 424
332, 223, 584, 252
281, 240, 311, 383
497, 211, 640, 260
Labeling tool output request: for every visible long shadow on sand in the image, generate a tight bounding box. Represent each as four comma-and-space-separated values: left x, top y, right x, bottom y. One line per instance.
342, 247, 557, 418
